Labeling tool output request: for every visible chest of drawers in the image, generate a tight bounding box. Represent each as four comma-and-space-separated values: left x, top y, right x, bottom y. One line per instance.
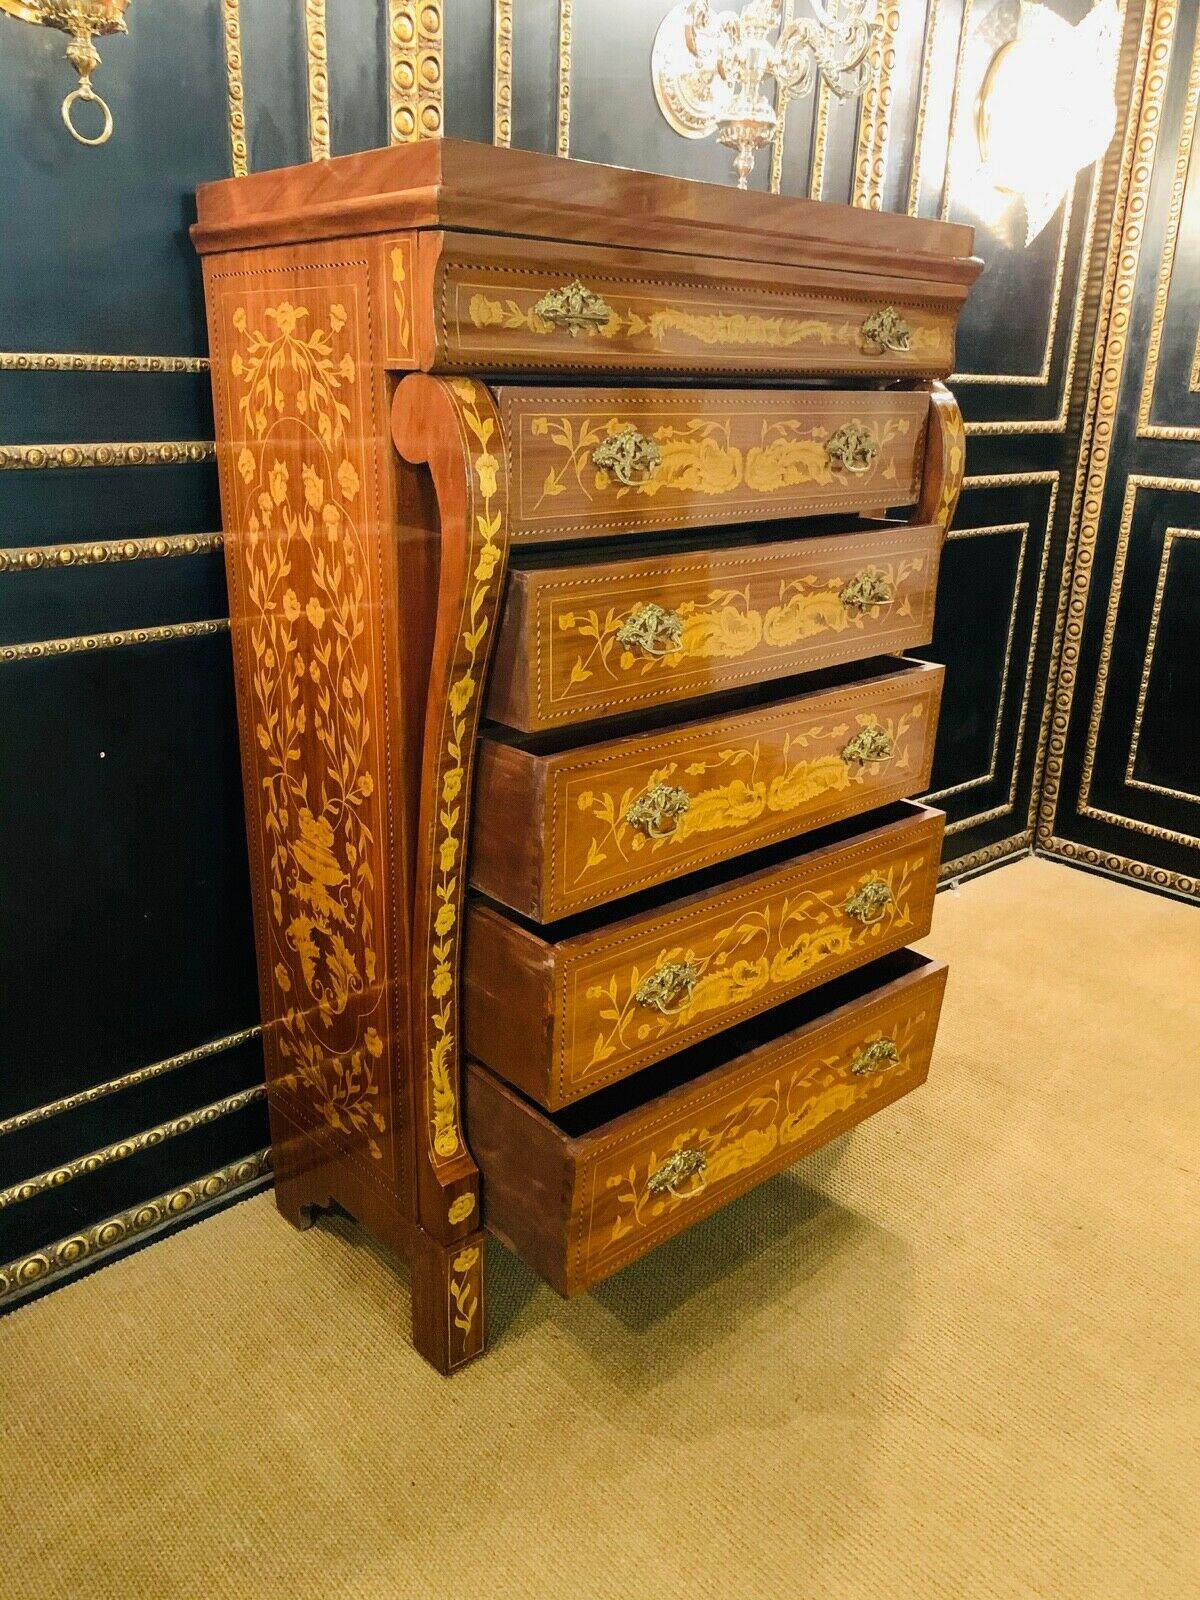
194, 139, 979, 1374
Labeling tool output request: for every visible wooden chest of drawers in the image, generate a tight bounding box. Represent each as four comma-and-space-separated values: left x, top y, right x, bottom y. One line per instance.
194, 139, 979, 1373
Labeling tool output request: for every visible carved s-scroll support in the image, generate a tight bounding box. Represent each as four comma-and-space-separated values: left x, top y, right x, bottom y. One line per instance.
392, 376, 511, 1246
915, 380, 965, 534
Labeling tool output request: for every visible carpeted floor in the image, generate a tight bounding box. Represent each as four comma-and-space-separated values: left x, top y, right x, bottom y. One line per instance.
3, 857, 1197, 1600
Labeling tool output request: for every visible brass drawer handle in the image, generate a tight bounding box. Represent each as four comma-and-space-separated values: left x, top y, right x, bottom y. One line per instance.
635, 959, 698, 1016
592, 427, 662, 487
850, 1038, 901, 1076
842, 725, 894, 765
625, 781, 691, 839
647, 1145, 708, 1197
839, 568, 894, 611
615, 601, 683, 657
842, 878, 894, 924
825, 424, 879, 476
860, 306, 912, 355
532, 279, 614, 336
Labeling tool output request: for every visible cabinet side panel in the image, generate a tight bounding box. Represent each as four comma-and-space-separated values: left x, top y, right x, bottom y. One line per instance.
203, 246, 413, 1217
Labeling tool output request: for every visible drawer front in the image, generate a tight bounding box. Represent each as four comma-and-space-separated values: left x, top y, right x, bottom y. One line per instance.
566, 958, 947, 1291
427, 233, 959, 379
473, 661, 944, 921
498, 387, 930, 543
486, 522, 944, 732
464, 802, 944, 1108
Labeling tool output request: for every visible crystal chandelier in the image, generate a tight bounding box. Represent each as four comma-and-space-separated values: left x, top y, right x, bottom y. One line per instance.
653, 0, 876, 189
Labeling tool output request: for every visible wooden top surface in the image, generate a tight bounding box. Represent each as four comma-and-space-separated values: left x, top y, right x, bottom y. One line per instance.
192, 139, 978, 284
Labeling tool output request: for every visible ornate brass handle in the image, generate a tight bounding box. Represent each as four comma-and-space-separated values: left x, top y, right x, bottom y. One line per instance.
532, 280, 614, 336
839, 568, 894, 612
842, 878, 894, 924
635, 960, 699, 1016
647, 1145, 708, 1197
842, 725, 894, 765
592, 428, 662, 487
860, 306, 912, 355
625, 782, 691, 839
850, 1038, 901, 1076
615, 601, 683, 657
826, 424, 879, 476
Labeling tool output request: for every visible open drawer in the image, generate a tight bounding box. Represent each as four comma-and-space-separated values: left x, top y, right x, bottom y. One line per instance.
498, 386, 930, 543
467, 950, 948, 1295
464, 800, 944, 1109
473, 659, 944, 921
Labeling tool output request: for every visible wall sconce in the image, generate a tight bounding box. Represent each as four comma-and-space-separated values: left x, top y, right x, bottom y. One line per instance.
975, 0, 1119, 245
0, 0, 131, 147
653, 0, 875, 190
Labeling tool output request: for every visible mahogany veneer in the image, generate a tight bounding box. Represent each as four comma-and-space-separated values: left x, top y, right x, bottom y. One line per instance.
194, 139, 979, 1373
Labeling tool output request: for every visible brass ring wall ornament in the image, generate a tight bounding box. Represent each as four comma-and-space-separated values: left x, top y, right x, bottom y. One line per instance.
841, 724, 894, 765
839, 568, 894, 612
532, 280, 615, 336
860, 306, 912, 355
615, 601, 684, 657
624, 781, 691, 839
850, 1038, 901, 1076
646, 1145, 709, 1198
825, 424, 879, 475
634, 960, 699, 1016
1, 0, 131, 148
591, 428, 663, 487
841, 878, 894, 925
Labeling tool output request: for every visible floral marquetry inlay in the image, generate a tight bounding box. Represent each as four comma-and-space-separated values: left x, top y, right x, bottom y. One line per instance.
222, 286, 391, 1167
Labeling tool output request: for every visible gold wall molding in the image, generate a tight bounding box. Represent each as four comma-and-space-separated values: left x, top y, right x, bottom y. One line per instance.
0, 1086, 267, 1211
937, 474, 1059, 836
0, 441, 215, 470
0, 532, 222, 574
1126, 526, 1200, 801
1135, 23, 1200, 439
557, 0, 573, 158
1042, 835, 1198, 897
1077, 476, 1200, 844
493, 0, 512, 146
1190, 322, 1200, 390
1036, 0, 1176, 854
1, 618, 230, 665
222, 0, 249, 178
906, 0, 941, 216
937, 0, 975, 223
304, 0, 331, 162
0, 352, 210, 373
852, 0, 900, 210
0, 1149, 273, 1305
940, 829, 1033, 882
0, 1026, 262, 1140
389, 2, 443, 144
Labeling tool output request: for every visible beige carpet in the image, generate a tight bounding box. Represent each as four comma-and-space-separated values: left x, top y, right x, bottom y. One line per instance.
3, 857, 1197, 1600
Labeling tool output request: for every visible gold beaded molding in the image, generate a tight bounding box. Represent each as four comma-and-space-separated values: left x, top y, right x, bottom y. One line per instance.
556, 0, 573, 158
0, 1085, 267, 1211
493, 0, 513, 146
0, 1026, 262, 1139
1, 618, 230, 665
852, 0, 900, 210
770, 0, 796, 194
940, 830, 1034, 883
0, 352, 210, 373
0, 1149, 273, 1305
1035, 0, 1173, 854
389, 2, 443, 144
0, 532, 223, 575
0, 441, 215, 470
305, 0, 331, 162
222, 0, 249, 178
